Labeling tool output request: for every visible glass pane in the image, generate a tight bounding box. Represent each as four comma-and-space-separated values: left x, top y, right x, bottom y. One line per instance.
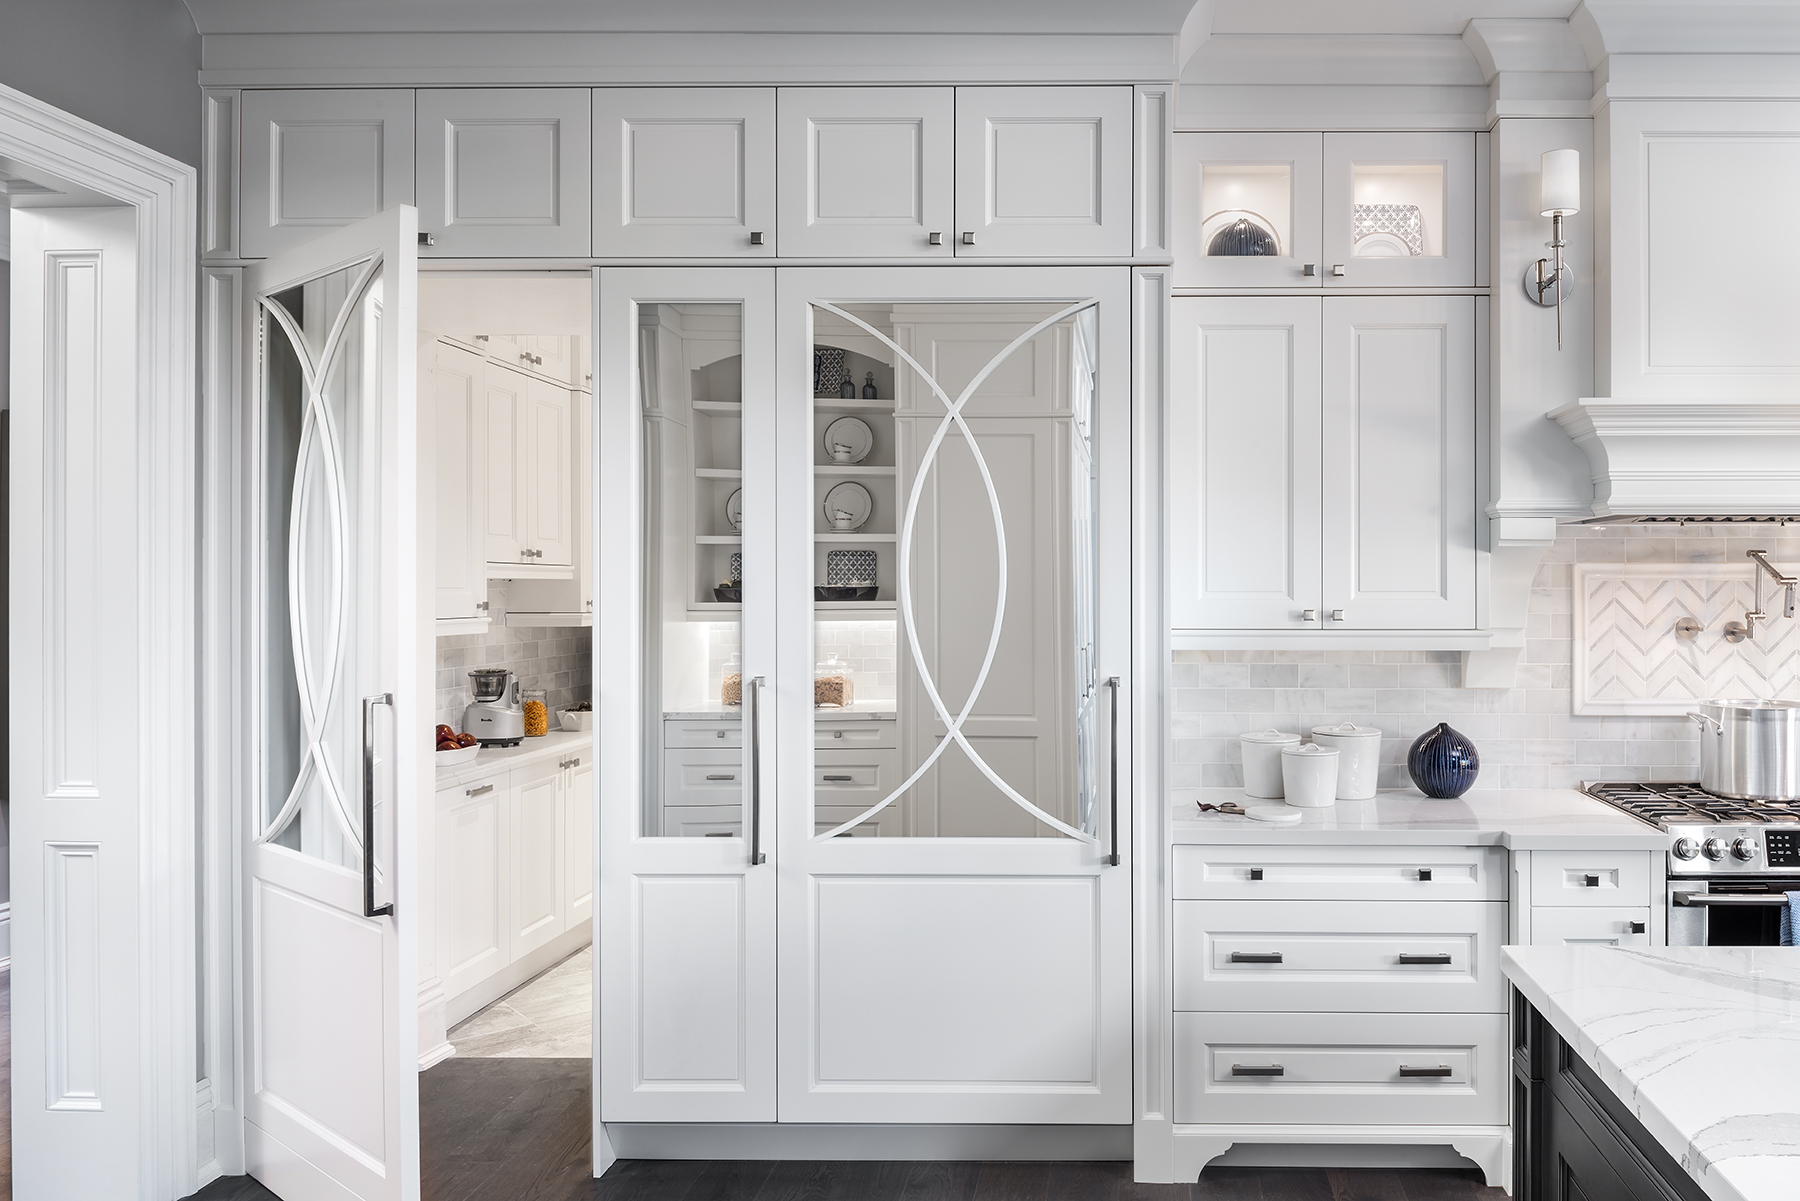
1200, 163, 1291, 258
260, 259, 387, 874
640, 303, 746, 838
1352, 162, 1445, 258
811, 301, 1100, 839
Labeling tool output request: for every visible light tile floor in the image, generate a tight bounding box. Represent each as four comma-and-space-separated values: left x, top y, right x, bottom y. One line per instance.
446, 946, 592, 1058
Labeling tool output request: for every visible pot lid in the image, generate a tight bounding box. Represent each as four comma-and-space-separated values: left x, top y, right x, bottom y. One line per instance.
1311, 721, 1382, 739
1282, 742, 1338, 757
1240, 728, 1300, 743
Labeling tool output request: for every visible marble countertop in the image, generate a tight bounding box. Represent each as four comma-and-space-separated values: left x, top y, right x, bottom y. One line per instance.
1174, 787, 1670, 849
436, 728, 589, 788
1503, 946, 1800, 1201
663, 701, 897, 721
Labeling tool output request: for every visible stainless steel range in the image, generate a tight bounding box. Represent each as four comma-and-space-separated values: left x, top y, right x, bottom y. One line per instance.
1582, 781, 1800, 945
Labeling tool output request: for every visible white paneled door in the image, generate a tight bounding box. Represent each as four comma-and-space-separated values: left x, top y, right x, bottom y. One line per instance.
242, 208, 420, 1201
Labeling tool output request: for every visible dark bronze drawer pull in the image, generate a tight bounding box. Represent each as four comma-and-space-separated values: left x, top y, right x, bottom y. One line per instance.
1629, 920, 1647, 934
705, 774, 736, 781
1584, 874, 1601, 887
1417, 868, 1433, 881
1230, 951, 1284, 964
1398, 953, 1452, 965
1231, 1064, 1284, 1077
1249, 868, 1264, 881
822, 774, 854, 782
1399, 1065, 1453, 1078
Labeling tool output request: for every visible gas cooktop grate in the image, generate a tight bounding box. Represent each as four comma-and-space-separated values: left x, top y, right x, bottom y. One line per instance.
1583, 781, 1800, 827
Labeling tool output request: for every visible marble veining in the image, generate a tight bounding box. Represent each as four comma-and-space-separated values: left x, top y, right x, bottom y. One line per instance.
1503, 946, 1800, 1201
449, 946, 592, 1058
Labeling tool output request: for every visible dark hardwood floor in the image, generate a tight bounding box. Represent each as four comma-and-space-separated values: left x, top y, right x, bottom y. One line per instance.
183, 1057, 1504, 1201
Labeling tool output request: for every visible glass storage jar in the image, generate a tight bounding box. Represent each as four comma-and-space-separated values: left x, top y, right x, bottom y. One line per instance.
521, 688, 549, 737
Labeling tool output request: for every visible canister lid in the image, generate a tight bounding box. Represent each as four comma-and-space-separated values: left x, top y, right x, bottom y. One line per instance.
1281, 742, 1338, 758
1244, 804, 1304, 824
1311, 721, 1382, 739
1240, 728, 1301, 744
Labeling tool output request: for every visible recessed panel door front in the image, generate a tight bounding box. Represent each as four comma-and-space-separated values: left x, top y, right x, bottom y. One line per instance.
241, 90, 416, 259
775, 268, 1132, 1124
243, 207, 420, 1201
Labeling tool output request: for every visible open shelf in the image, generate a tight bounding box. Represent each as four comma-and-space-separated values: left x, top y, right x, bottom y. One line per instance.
696, 535, 743, 545
813, 397, 895, 415
815, 601, 898, 614
816, 533, 896, 542
695, 467, 741, 480
813, 465, 896, 477
692, 400, 743, 415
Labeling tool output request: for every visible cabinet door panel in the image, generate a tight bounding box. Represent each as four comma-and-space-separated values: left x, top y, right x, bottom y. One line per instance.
778, 87, 954, 258
509, 763, 566, 958
1322, 295, 1475, 630
566, 759, 594, 927
483, 363, 527, 565
525, 378, 574, 567
1324, 132, 1476, 288
954, 86, 1133, 258
438, 781, 508, 1004
1174, 132, 1323, 289
594, 88, 775, 257
432, 343, 488, 623
416, 88, 592, 257
241, 90, 415, 258
1529, 908, 1654, 948
1170, 297, 1323, 630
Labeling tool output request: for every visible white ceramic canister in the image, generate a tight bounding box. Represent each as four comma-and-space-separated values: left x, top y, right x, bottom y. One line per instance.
1240, 729, 1301, 798
1280, 742, 1341, 808
1310, 722, 1384, 800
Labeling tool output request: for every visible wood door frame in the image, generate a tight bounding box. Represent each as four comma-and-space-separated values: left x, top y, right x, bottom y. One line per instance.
0, 80, 199, 1196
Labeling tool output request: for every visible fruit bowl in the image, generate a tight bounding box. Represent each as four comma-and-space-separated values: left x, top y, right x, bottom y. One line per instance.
436, 743, 481, 767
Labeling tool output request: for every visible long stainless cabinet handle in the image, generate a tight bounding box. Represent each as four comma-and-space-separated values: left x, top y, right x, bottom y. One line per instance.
822, 775, 854, 782
1399, 1065, 1454, 1078
748, 676, 766, 866
1398, 953, 1453, 965
1107, 676, 1121, 867
1230, 952, 1283, 963
706, 774, 736, 781
465, 783, 494, 798
361, 693, 395, 918
1231, 1064, 1284, 1077
1676, 892, 1791, 907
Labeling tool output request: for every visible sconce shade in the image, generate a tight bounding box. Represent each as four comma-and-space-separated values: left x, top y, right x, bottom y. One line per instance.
1541, 148, 1580, 216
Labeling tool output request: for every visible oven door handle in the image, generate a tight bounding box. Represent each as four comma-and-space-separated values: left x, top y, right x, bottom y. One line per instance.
1674, 891, 1795, 907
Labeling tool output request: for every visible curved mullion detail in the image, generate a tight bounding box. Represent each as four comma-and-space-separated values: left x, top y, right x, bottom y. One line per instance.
811, 299, 1098, 843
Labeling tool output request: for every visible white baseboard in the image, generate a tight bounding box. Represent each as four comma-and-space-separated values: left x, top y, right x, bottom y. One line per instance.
418, 974, 452, 1070
605, 1123, 1134, 1162
1172, 1124, 1510, 1190
443, 920, 591, 1028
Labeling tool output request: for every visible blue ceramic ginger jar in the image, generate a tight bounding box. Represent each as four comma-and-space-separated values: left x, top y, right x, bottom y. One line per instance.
1407, 722, 1479, 798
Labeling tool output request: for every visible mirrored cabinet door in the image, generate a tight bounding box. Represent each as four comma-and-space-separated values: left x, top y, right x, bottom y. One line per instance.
1174, 132, 1323, 289
1323, 132, 1476, 288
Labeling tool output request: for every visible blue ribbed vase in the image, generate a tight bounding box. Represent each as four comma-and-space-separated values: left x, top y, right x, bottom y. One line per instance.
1407, 722, 1479, 798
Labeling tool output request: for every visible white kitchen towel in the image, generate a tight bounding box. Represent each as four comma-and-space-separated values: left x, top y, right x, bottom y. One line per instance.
1783, 892, 1800, 946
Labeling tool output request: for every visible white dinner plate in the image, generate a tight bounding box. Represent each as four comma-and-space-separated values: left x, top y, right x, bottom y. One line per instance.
823, 416, 874, 464
1353, 230, 1415, 258
725, 487, 742, 532
822, 481, 872, 532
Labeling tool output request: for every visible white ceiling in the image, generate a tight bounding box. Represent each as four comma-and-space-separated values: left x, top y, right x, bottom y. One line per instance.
1210, 0, 1581, 36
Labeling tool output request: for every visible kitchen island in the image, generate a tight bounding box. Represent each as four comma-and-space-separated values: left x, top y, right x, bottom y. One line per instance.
1504, 946, 1800, 1201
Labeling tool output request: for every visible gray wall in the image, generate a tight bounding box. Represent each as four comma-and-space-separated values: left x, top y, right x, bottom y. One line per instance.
0, 0, 201, 167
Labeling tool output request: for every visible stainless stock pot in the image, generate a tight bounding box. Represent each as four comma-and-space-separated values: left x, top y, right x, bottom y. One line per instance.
1687, 698, 1800, 801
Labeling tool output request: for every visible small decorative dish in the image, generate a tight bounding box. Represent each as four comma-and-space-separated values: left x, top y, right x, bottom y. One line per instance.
815, 585, 879, 602
559, 710, 595, 732
435, 744, 482, 767
823, 416, 874, 464
724, 487, 743, 533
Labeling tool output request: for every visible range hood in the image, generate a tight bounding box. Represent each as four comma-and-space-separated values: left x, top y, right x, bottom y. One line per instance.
1548, 397, 1800, 523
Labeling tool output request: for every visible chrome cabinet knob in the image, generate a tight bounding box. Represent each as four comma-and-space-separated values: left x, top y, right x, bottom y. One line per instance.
1329, 609, 1345, 621
1673, 837, 1699, 860
749, 231, 765, 246
1302, 263, 1317, 277
928, 232, 943, 246
1300, 609, 1317, 622
961, 231, 976, 246
1732, 837, 1760, 861
1331, 264, 1346, 277
1703, 837, 1729, 861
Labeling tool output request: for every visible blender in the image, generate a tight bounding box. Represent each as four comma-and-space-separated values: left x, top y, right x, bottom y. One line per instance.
464, 668, 525, 746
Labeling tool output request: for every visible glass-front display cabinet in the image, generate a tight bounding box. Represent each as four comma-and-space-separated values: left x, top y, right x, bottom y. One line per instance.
1175, 130, 1475, 289
596, 265, 1133, 1128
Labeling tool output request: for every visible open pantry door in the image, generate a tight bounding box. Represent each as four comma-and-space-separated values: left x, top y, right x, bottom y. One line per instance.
241, 207, 422, 1201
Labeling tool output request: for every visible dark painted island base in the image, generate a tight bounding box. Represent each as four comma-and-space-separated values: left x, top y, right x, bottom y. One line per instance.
1512, 989, 1711, 1201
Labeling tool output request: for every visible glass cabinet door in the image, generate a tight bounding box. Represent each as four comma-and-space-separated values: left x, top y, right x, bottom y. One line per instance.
1174, 132, 1323, 288
1323, 132, 1475, 288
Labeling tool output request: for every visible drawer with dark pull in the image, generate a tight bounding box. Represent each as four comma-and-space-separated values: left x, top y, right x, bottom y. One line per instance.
1229, 952, 1283, 964
1398, 1065, 1454, 1078
1230, 1064, 1284, 1077
1397, 953, 1453, 965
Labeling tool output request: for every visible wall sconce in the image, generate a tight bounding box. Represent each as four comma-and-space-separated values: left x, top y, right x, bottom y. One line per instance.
1524, 148, 1580, 350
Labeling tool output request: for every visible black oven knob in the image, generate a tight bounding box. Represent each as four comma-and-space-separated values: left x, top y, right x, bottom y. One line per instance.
1703, 837, 1728, 861
1672, 837, 1700, 860
1732, 837, 1760, 862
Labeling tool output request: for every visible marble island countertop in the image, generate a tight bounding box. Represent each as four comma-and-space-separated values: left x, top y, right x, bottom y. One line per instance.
1503, 946, 1800, 1201
1174, 787, 1669, 849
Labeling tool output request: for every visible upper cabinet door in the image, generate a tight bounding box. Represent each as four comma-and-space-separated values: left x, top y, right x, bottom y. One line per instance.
1321, 295, 1476, 630
1170, 297, 1324, 631
1323, 133, 1475, 289
777, 87, 954, 259
524, 376, 575, 568
953, 86, 1134, 258
416, 88, 592, 258
240, 89, 415, 258
593, 88, 776, 257
1174, 132, 1323, 289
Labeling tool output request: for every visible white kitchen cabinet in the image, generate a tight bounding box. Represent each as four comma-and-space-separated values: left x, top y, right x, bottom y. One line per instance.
521, 375, 574, 568
509, 758, 568, 958
436, 776, 508, 1004
1170, 296, 1322, 630
1174, 132, 1324, 289
431, 342, 491, 630
1323, 132, 1475, 289
1511, 849, 1663, 948
777, 88, 954, 259
481, 361, 527, 565
1322, 295, 1476, 630
416, 88, 592, 258
1527, 907, 1654, 947
593, 88, 777, 258
953, 86, 1134, 259
1170, 294, 1476, 634
482, 361, 576, 576
240, 90, 415, 259
565, 757, 594, 927
507, 387, 595, 623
